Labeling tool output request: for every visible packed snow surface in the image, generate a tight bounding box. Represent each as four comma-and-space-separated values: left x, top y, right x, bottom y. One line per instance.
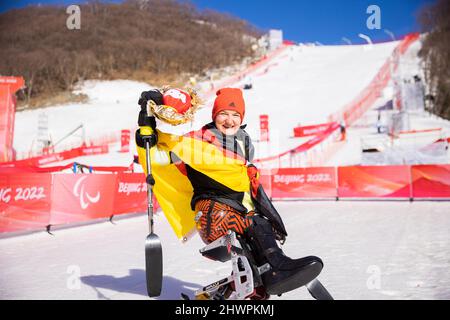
1, 201, 449, 300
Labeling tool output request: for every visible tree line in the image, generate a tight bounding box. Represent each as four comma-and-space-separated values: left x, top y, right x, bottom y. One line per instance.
418, 0, 450, 120
0, 0, 261, 107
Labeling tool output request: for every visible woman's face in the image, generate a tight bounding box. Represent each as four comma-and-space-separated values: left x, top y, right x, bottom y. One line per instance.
214, 110, 242, 135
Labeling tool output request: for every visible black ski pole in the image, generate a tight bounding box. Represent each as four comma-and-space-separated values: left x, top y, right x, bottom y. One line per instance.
143, 126, 163, 297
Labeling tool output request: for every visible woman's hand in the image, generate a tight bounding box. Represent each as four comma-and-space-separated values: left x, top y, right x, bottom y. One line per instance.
137, 89, 163, 128
137, 89, 162, 148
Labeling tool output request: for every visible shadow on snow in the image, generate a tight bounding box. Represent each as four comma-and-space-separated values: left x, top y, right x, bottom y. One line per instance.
81, 268, 201, 300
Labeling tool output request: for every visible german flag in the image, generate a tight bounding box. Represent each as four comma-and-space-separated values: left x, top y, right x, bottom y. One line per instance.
136, 129, 251, 242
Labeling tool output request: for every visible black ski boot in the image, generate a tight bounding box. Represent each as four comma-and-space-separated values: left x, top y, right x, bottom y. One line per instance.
246, 215, 323, 295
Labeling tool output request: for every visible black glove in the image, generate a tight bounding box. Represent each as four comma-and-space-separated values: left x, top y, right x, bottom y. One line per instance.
138, 89, 163, 109
273, 226, 286, 244
138, 89, 163, 128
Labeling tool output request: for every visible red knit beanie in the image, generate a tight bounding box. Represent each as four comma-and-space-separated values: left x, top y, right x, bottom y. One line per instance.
212, 88, 245, 121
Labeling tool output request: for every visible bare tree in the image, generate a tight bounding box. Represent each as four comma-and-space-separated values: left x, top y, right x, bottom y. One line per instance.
418, 0, 450, 120
0, 0, 260, 107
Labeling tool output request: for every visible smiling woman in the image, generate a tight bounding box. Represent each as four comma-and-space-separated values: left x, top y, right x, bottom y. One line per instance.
135, 87, 324, 299
214, 110, 242, 135
212, 88, 246, 136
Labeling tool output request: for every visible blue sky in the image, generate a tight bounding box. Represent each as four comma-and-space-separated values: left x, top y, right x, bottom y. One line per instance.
0, 0, 434, 44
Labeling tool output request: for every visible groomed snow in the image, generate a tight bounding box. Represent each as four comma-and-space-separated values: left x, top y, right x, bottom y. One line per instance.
1, 201, 449, 300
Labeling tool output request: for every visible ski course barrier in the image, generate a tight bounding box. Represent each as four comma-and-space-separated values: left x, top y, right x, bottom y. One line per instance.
201, 44, 292, 101
0, 172, 158, 234
0, 173, 53, 233
270, 167, 337, 199
411, 165, 450, 198
1, 163, 449, 234
255, 33, 421, 170
265, 164, 450, 201
0, 144, 110, 169
337, 165, 411, 198
293, 122, 336, 138
254, 122, 341, 168
328, 33, 420, 127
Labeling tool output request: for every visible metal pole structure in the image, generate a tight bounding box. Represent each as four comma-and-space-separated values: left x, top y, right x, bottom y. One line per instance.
53, 124, 84, 147
144, 134, 162, 297
145, 140, 154, 234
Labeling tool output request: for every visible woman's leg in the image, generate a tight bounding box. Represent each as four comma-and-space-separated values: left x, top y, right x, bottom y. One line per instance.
195, 199, 253, 244
245, 215, 324, 295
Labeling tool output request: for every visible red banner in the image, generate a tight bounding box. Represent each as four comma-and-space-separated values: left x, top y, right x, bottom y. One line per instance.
293, 123, 335, 138
0, 77, 24, 163
113, 172, 147, 214
0, 87, 12, 162
50, 174, 116, 225
255, 122, 339, 164
120, 129, 131, 153
0, 173, 52, 232
2, 161, 449, 234
271, 167, 336, 199
1, 144, 110, 168
411, 165, 450, 198
259, 115, 269, 142
79, 145, 109, 157
259, 169, 273, 198
338, 165, 411, 198
0, 172, 161, 233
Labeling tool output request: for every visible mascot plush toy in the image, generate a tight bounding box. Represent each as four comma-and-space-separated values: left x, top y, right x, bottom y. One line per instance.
146, 87, 201, 126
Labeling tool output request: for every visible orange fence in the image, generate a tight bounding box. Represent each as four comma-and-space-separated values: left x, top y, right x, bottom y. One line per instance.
255, 34, 420, 169
255, 122, 341, 168
328, 33, 420, 127
202, 44, 291, 100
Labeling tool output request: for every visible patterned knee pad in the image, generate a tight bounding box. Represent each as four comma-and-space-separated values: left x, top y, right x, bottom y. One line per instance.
195, 199, 254, 244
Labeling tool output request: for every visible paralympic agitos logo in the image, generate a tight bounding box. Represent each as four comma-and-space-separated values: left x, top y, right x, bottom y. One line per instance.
73, 176, 100, 209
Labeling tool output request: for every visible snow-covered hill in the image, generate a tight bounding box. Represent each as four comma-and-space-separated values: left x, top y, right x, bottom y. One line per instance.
15, 39, 445, 167
14, 41, 446, 165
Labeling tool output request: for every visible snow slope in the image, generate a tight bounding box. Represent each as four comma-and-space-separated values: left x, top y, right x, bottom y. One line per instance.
326, 39, 450, 166
13, 41, 399, 163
